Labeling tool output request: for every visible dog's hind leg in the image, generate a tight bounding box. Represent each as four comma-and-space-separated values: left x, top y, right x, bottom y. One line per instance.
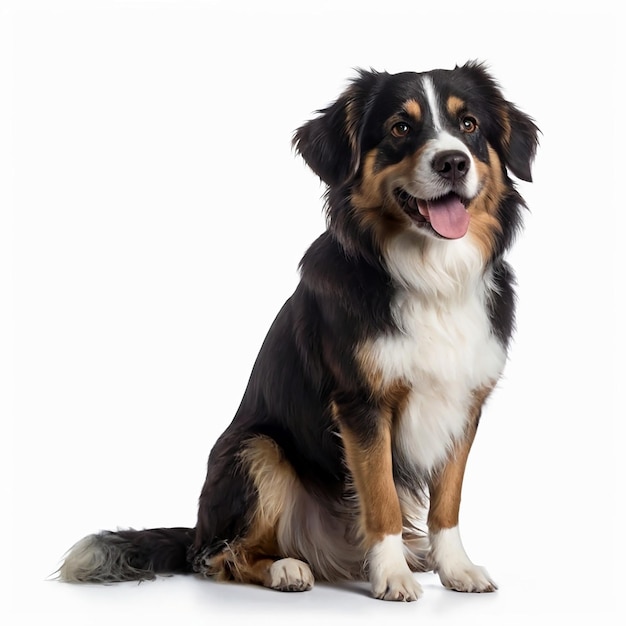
193, 434, 317, 592
197, 544, 314, 592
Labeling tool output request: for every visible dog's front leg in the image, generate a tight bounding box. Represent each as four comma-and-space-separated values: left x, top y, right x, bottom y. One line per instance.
334, 395, 422, 602
427, 393, 497, 593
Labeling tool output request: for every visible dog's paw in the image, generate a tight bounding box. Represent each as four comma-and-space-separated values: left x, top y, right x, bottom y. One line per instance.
430, 527, 497, 593
371, 570, 423, 602
438, 563, 497, 593
368, 533, 423, 601
269, 558, 314, 592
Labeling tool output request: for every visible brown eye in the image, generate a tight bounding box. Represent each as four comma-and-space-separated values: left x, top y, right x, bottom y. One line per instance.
391, 122, 411, 138
461, 116, 478, 133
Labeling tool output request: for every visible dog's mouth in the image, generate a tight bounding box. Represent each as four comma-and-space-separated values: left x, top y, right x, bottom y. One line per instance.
393, 189, 470, 240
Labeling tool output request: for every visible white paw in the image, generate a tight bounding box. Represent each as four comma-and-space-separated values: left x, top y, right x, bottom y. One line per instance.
269, 558, 314, 592
438, 563, 497, 593
368, 534, 423, 602
371, 569, 424, 602
430, 527, 497, 593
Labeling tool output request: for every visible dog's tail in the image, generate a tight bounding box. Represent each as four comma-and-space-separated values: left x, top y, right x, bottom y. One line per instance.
57, 527, 196, 583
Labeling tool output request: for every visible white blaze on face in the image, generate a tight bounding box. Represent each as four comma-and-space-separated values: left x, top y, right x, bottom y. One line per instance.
422, 76, 444, 132
406, 76, 480, 203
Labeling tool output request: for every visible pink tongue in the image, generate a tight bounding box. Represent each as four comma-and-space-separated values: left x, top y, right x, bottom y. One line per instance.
426, 195, 470, 239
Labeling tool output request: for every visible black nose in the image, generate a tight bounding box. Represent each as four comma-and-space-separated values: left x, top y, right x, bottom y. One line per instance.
432, 150, 469, 183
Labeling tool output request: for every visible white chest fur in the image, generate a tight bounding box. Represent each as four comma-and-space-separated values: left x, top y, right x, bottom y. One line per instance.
373, 233, 507, 473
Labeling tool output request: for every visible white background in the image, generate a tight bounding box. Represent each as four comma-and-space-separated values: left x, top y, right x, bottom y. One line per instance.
2, 0, 623, 624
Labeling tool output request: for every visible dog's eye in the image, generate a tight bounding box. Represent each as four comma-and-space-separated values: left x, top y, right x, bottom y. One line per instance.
461, 116, 478, 133
391, 122, 411, 138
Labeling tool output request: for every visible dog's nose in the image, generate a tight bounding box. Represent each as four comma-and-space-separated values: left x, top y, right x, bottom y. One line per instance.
432, 150, 469, 183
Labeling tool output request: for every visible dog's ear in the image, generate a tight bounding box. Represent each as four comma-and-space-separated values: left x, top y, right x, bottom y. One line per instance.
293, 70, 384, 187
460, 62, 540, 183
500, 103, 540, 182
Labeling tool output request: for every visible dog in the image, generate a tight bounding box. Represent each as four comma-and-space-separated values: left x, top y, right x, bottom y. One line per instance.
58, 61, 538, 601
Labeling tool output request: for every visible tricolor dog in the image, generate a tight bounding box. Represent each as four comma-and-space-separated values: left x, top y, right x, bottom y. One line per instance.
59, 62, 539, 601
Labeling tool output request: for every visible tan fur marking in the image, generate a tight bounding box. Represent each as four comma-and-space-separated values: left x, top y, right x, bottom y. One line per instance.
446, 95, 466, 117
206, 437, 296, 585
467, 146, 507, 260
239, 436, 296, 547
499, 106, 512, 149
350, 343, 413, 545
356, 339, 391, 396
403, 99, 422, 121
337, 410, 402, 546
427, 386, 493, 533
350, 146, 429, 249
208, 550, 277, 586
351, 150, 397, 209
355, 341, 412, 412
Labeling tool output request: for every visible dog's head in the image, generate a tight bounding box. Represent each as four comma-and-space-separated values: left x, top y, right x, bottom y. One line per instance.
293, 62, 539, 253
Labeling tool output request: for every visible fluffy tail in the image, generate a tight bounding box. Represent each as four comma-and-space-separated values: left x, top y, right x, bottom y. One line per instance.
58, 527, 195, 583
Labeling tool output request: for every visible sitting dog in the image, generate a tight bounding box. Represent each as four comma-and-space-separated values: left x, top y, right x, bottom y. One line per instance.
59, 61, 538, 601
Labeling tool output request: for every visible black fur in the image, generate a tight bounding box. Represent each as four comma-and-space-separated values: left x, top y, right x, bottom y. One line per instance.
58, 62, 539, 594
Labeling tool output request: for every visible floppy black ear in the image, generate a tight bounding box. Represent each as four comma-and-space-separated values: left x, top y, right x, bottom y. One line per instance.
292, 70, 383, 187
501, 103, 540, 182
